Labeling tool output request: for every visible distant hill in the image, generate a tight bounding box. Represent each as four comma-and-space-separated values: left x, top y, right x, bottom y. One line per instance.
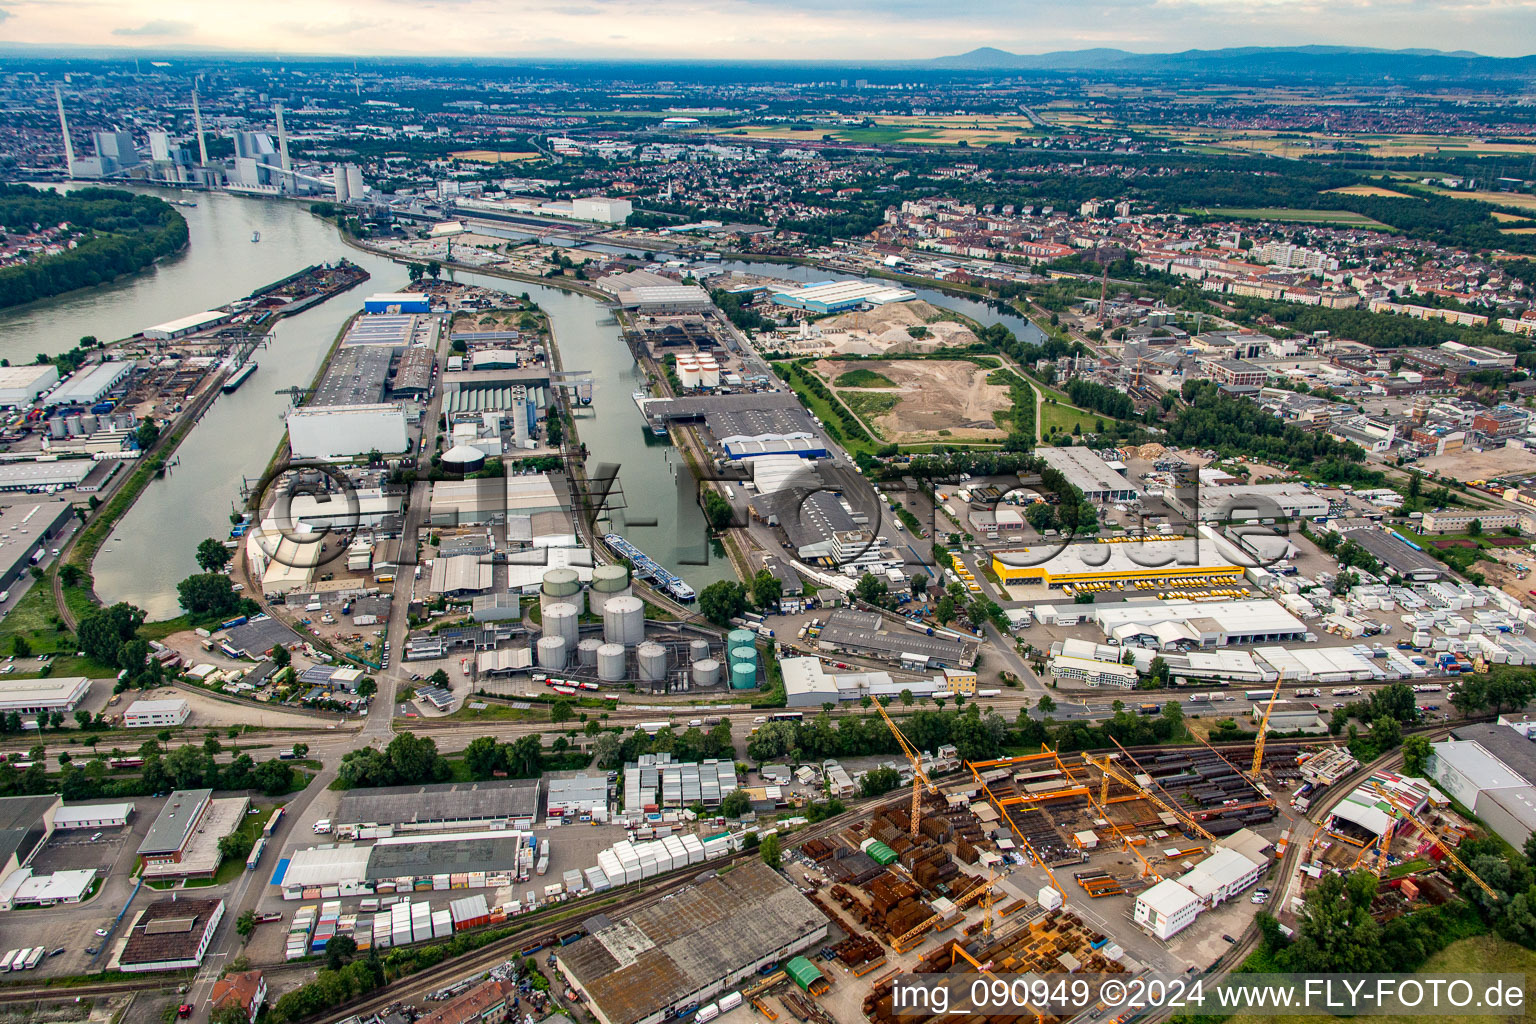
928, 45, 1536, 79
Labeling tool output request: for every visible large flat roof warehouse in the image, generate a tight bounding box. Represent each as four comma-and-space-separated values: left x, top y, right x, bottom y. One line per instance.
118, 897, 224, 972
0, 676, 91, 714
1338, 528, 1448, 581
615, 285, 715, 312
555, 860, 828, 1024
815, 609, 976, 668
49, 361, 135, 407
312, 345, 392, 406
342, 314, 419, 348
1094, 599, 1308, 647
336, 779, 541, 830
771, 279, 917, 313
1035, 448, 1140, 503
0, 364, 60, 405
993, 537, 1245, 591
142, 310, 231, 339
138, 789, 212, 859
0, 459, 96, 491
364, 831, 528, 880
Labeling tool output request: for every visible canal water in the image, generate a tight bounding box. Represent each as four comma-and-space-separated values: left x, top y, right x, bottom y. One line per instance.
24, 195, 1040, 617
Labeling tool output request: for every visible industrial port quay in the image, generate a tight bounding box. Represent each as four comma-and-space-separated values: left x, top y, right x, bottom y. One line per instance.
0, 278, 1528, 1024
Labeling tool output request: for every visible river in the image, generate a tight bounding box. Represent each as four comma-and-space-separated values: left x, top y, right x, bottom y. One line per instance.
33, 194, 1035, 616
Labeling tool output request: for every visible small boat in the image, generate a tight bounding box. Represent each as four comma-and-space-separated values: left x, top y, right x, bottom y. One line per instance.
251, 231, 261, 243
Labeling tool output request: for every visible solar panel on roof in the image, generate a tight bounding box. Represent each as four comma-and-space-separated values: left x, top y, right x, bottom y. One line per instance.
146, 917, 197, 934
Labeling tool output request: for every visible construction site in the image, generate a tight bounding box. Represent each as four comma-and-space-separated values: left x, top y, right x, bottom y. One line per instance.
720, 705, 1308, 1024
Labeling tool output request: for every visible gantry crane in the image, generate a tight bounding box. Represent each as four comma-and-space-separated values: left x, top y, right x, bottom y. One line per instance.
1251, 678, 1284, 779
966, 760, 1068, 902
1370, 781, 1500, 901
876, 701, 935, 838
1108, 739, 1219, 843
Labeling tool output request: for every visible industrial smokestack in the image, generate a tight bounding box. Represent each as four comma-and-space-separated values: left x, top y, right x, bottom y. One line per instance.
54, 85, 75, 178
274, 102, 291, 175
192, 87, 208, 166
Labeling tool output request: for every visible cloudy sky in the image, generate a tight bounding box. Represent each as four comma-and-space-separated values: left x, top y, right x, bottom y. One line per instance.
2, 0, 1533, 59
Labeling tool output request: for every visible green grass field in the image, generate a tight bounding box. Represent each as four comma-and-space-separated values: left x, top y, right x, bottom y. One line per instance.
1038, 398, 1103, 439
1229, 936, 1536, 1024
834, 368, 897, 388
1184, 206, 1388, 227
843, 391, 899, 426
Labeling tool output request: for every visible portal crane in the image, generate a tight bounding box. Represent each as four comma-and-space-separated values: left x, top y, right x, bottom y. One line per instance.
966, 761, 1068, 901
1370, 781, 1500, 901
876, 702, 935, 838
1108, 739, 1219, 843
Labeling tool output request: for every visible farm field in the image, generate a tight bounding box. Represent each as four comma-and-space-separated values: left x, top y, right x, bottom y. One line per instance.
1184, 206, 1388, 227
1323, 184, 1413, 198
451, 150, 540, 162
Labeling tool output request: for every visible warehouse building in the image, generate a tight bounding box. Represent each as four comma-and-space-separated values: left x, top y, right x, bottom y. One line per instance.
141, 311, 231, 340
0, 364, 60, 406
1334, 527, 1447, 582
48, 361, 135, 407
429, 473, 566, 526
555, 860, 827, 1024
138, 789, 251, 878
117, 897, 225, 973
1093, 599, 1307, 649
813, 609, 976, 669
392, 346, 436, 398
0, 459, 97, 492
52, 803, 134, 830
364, 293, 430, 314
0, 501, 74, 594
1132, 878, 1202, 940
993, 538, 1245, 592
335, 779, 541, 835
546, 774, 609, 818
770, 280, 916, 313
1167, 483, 1329, 523
0, 676, 92, 716
273, 829, 528, 897
0, 795, 61, 888
122, 698, 190, 728
1035, 448, 1139, 504
572, 197, 633, 223
780, 656, 948, 706
615, 285, 715, 313
287, 404, 410, 460
1249, 699, 1326, 733
623, 755, 738, 810
1431, 724, 1536, 849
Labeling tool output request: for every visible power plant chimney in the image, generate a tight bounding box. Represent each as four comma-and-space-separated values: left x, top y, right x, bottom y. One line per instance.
54, 85, 75, 178
274, 102, 292, 175
192, 87, 208, 166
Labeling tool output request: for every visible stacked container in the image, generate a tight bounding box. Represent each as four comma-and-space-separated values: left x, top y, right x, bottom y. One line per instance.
681, 834, 706, 865
410, 901, 432, 943
432, 908, 454, 940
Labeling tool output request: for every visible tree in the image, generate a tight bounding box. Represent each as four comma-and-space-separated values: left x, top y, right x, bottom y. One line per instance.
76, 602, 145, 666
1469, 519, 1483, 537
760, 832, 781, 869
858, 766, 902, 798
854, 572, 888, 605
357, 678, 377, 698
551, 699, 574, 724
900, 689, 914, 707
235, 909, 257, 940
196, 538, 228, 573
1036, 694, 1056, 715
176, 573, 241, 617
1402, 734, 1433, 777
911, 575, 929, 599
464, 735, 502, 779
135, 418, 160, 450
702, 490, 733, 531
750, 569, 783, 612
591, 731, 621, 769
429, 669, 450, 689
698, 580, 749, 627
325, 934, 358, 970
270, 644, 291, 669
720, 789, 753, 818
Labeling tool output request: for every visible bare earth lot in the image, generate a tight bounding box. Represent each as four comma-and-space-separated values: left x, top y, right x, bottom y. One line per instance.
817, 358, 1011, 442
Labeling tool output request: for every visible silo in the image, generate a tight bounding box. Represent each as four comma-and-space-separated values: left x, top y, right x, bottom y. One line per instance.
536, 635, 567, 670
544, 602, 579, 649
731, 662, 757, 690
576, 637, 603, 668
47, 417, 66, 439
65, 415, 83, 436
80, 413, 98, 434
597, 643, 627, 682
541, 567, 583, 615
727, 628, 756, 652
441, 443, 487, 477
590, 564, 632, 614
603, 595, 645, 646
636, 642, 668, 683
692, 659, 721, 687
729, 645, 758, 671
688, 639, 710, 663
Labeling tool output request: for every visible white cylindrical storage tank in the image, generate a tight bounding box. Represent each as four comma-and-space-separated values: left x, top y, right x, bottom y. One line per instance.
544, 602, 579, 649
597, 643, 627, 682
577, 637, 603, 668
541, 567, 583, 615
678, 363, 702, 389
604, 595, 645, 646
590, 564, 632, 614
636, 642, 667, 682
699, 362, 720, 388
689, 639, 710, 663
692, 659, 720, 687
536, 635, 567, 670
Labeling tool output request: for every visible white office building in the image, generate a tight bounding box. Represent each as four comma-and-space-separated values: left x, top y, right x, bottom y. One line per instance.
1133, 879, 1203, 940
122, 699, 190, 728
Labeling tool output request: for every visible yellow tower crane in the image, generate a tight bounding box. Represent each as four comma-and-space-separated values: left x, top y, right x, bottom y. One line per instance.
1251, 678, 1284, 779
876, 701, 935, 838
1370, 781, 1501, 901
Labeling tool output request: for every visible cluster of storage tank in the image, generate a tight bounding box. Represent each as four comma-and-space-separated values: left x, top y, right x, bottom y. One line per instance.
727, 628, 759, 690
674, 353, 721, 389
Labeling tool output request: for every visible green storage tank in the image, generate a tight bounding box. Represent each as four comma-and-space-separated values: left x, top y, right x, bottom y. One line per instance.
731, 662, 757, 689
727, 628, 757, 650
729, 645, 758, 669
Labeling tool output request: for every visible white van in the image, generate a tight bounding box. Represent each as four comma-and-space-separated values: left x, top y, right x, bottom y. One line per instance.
313, 819, 332, 834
